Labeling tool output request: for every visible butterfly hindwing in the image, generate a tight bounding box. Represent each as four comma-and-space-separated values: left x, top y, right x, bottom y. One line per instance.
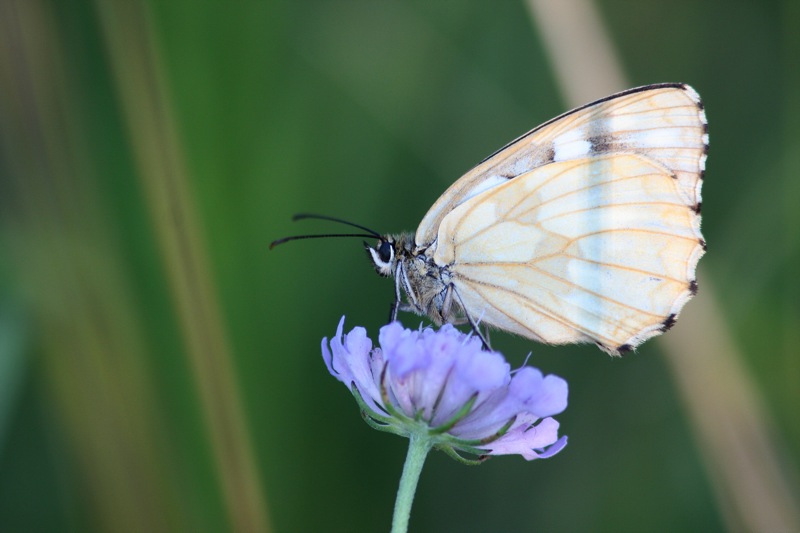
430, 151, 704, 354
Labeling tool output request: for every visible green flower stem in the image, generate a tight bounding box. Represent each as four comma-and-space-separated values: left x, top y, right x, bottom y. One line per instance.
391, 433, 432, 533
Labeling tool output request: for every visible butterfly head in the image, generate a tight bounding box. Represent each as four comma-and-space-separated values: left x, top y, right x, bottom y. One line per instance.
365, 237, 397, 277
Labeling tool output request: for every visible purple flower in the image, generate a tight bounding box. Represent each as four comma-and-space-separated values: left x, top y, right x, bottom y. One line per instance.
322, 317, 568, 462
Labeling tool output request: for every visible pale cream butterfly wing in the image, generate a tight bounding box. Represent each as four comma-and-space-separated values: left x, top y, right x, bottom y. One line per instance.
417, 84, 707, 355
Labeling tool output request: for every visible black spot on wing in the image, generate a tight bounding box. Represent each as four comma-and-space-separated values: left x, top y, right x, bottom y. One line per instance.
596, 341, 634, 356
689, 280, 699, 296
588, 134, 614, 154
661, 313, 677, 332
693, 202, 702, 215
542, 145, 556, 164
699, 238, 707, 252
616, 344, 634, 355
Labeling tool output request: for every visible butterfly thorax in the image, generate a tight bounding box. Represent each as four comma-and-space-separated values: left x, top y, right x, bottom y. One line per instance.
365, 233, 456, 325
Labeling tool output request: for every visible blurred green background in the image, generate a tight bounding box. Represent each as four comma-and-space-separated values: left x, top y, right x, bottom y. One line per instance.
1, 0, 798, 531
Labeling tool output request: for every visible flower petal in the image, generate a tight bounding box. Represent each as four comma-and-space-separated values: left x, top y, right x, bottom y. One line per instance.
509, 367, 568, 417
480, 416, 566, 460
434, 349, 510, 428
323, 317, 383, 412
322, 317, 352, 383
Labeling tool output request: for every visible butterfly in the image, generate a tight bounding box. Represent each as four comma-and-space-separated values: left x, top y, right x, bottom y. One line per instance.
273, 83, 707, 355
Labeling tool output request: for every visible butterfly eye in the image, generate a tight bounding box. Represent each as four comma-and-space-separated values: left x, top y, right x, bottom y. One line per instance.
378, 241, 393, 263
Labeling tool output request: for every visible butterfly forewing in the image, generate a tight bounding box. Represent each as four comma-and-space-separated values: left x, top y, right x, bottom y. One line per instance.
416, 84, 706, 248
416, 84, 706, 354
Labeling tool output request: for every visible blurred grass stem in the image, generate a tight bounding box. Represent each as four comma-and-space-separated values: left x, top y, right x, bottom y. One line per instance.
0, 2, 184, 531
93, 2, 270, 531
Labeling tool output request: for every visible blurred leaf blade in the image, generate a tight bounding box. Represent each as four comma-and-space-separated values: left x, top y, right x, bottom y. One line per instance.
93, 1, 271, 531
0, 1, 189, 530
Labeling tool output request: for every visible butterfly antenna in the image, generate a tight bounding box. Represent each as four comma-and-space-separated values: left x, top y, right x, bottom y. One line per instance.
271, 213, 384, 249
270, 233, 379, 250
292, 213, 381, 238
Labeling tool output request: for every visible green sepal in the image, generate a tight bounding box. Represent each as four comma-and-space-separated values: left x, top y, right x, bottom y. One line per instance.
447, 415, 517, 447
428, 393, 478, 435
438, 445, 485, 466
361, 411, 406, 436
350, 382, 393, 424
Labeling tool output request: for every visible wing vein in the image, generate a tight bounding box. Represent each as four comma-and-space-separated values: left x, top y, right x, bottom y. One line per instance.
532, 201, 690, 224
460, 256, 688, 286
567, 228, 700, 246
461, 279, 622, 346
457, 263, 663, 319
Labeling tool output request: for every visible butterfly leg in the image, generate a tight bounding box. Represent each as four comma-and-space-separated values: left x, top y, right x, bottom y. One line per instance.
388, 263, 405, 322
389, 269, 418, 322
446, 284, 491, 351
389, 290, 401, 323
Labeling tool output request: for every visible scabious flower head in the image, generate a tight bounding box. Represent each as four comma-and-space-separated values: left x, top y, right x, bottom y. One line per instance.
322, 317, 568, 462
